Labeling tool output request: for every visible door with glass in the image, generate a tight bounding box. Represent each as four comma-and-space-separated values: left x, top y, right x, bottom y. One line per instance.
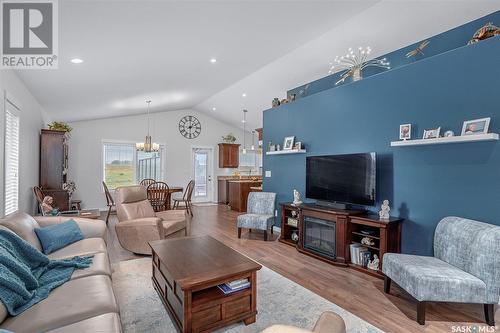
192, 147, 213, 202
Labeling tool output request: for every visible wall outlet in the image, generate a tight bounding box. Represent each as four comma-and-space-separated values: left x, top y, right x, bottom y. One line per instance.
265, 170, 272, 177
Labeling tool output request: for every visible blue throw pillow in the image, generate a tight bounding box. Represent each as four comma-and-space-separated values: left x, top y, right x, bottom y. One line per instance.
34, 219, 84, 255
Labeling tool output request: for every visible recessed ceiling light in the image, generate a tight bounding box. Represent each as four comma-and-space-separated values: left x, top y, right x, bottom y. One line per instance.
242, 93, 247, 97
70, 58, 83, 64
210, 58, 217, 63
212, 107, 216, 111
241, 120, 246, 123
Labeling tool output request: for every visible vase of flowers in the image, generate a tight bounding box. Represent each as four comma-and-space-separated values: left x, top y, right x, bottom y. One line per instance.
63, 181, 76, 198
221, 133, 237, 144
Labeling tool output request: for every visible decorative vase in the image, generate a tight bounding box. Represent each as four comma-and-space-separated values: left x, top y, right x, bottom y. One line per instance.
291, 230, 299, 242
352, 66, 363, 82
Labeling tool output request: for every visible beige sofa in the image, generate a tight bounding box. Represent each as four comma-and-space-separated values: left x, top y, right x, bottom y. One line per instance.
261, 311, 346, 333
0, 212, 122, 333
115, 185, 188, 254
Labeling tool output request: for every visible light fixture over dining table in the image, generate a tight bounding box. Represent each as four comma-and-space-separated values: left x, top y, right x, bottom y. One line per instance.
136, 100, 160, 152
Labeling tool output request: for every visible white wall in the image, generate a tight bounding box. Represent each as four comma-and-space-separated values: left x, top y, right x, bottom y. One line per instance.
68, 109, 256, 209
0, 70, 47, 217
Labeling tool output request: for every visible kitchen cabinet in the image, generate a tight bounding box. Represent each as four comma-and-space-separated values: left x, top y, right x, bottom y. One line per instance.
218, 143, 240, 168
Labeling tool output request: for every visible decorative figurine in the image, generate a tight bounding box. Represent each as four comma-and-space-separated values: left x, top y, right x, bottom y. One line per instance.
291, 230, 299, 242
468, 22, 499, 45
367, 254, 380, 271
272, 98, 280, 108
406, 40, 430, 58
292, 189, 303, 206
291, 210, 297, 217
41, 196, 55, 214
444, 130, 455, 137
361, 237, 375, 246
379, 199, 390, 220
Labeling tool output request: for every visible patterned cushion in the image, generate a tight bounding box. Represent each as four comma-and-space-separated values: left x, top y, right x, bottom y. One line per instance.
434, 216, 500, 303
383, 253, 487, 303
247, 192, 276, 215
237, 214, 274, 231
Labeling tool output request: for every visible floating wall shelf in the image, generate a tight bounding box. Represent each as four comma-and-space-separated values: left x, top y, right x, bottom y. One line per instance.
266, 149, 307, 155
390, 133, 499, 147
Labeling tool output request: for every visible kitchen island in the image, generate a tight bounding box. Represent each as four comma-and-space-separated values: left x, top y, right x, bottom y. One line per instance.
228, 179, 262, 212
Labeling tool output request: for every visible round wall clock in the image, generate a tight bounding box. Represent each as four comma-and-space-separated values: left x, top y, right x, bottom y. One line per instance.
178, 115, 201, 139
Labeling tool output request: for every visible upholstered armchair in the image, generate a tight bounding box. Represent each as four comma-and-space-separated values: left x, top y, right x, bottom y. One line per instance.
383, 216, 500, 326
115, 185, 187, 254
237, 192, 276, 241
261, 311, 346, 333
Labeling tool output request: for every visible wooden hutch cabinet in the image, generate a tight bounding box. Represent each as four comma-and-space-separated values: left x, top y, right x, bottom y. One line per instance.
218, 143, 240, 168
39, 129, 70, 211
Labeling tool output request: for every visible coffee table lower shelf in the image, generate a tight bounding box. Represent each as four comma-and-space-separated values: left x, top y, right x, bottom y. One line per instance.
152, 263, 258, 333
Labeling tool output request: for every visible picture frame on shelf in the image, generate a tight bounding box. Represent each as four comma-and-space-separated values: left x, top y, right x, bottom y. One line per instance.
423, 127, 441, 139
283, 136, 295, 150
399, 124, 411, 140
294, 141, 302, 150
461, 117, 490, 136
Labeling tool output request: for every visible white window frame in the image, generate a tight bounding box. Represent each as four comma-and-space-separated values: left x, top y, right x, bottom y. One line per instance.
101, 140, 166, 190
3, 93, 21, 216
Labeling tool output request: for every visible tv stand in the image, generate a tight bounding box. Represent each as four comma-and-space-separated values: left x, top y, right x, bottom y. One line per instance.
279, 203, 403, 278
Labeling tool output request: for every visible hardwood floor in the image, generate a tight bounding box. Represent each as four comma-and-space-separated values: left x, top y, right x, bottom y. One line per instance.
105, 205, 499, 333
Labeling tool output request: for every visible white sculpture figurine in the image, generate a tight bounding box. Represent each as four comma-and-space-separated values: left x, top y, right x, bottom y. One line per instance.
292, 189, 303, 206
361, 237, 375, 246
379, 199, 390, 220
367, 254, 380, 271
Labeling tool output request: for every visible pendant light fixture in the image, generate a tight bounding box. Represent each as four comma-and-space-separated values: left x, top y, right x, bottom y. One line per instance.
136, 100, 159, 152
251, 130, 255, 151
242, 109, 248, 154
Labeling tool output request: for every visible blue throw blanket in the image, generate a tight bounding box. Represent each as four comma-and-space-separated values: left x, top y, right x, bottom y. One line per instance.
0, 229, 93, 315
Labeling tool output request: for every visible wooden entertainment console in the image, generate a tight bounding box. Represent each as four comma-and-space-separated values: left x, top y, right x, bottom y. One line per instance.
280, 203, 403, 277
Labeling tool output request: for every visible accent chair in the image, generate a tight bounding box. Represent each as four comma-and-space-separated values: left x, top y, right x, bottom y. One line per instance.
114, 185, 187, 255
261, 311, 346, 333
237, 192, 276, 241
383, 216, 500, 326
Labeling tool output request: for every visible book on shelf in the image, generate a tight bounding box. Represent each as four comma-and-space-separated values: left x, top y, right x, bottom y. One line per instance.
287, 217, 298, 227
350, 243, 370, 266
217, 279, 251, 295
227, 278, 248, 289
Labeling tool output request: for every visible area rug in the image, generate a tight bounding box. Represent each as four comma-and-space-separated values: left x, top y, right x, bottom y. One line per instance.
112, 258, 383, 333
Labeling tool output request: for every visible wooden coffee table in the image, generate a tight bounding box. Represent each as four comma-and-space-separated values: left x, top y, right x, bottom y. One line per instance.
58, 209, 100, 219
149, 236, 262, 333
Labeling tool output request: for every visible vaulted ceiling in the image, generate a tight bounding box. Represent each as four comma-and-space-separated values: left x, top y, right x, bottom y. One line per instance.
15, 0, 500, 131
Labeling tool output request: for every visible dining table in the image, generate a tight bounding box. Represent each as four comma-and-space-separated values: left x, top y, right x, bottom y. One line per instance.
147, 186, 183, 210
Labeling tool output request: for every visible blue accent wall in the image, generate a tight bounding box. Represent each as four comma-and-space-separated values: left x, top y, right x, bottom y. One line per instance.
263, 36, 500, 256
288, 11, 500, 100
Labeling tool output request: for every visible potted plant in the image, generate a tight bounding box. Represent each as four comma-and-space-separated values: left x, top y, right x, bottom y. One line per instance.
47, 121, 73, 137
221, 133, 237, 144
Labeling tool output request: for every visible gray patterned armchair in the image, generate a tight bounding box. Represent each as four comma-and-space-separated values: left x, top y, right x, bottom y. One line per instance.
382, 216, 500, 326
237, 192, 276, 241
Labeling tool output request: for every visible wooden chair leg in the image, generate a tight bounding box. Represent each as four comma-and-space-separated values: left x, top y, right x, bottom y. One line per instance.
384, 276, 391, 294
106, 206, 112, 224
249, 229, 251, 233
271, 225, 274, 234
417, 301, 426, 325
238, 228, 241, 239
264, 230, 268, 241
188, 201, 193, 217
484, 304, 495, 326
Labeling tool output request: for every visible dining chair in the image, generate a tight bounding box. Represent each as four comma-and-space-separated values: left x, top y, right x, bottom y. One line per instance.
102, 181, 115, 224
33, 186, 46, 215
140, 178, 156, 187
173, 180, 195, 217
147, 182, 170, 212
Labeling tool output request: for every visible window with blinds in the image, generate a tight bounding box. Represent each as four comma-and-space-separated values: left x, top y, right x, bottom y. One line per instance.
4, 103, 20, 216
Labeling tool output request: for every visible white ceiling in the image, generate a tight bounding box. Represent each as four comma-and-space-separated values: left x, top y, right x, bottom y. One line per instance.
16, 1, 500, 131
15, 0, 376, 122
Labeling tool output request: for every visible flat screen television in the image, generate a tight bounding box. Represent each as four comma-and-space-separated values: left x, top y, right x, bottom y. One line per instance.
306, 153, 376, 207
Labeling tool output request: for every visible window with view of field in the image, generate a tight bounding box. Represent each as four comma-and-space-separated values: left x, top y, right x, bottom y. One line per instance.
103, 143, 164, 189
